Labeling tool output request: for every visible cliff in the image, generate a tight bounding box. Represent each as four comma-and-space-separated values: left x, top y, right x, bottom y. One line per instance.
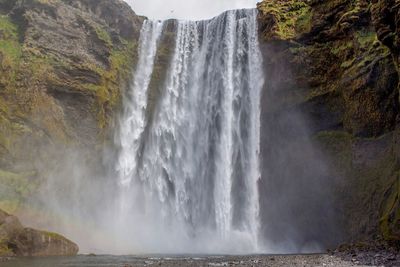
257, 0, 399, 244
0, 0, 145, 253
0, 0, 143, 213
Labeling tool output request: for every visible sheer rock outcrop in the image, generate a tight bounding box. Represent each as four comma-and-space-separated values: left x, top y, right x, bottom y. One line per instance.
257, 0, 400, 245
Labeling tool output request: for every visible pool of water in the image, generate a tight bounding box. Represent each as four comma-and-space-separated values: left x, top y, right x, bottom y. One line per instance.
0, 255, 229, 267
0, 254, 360, 267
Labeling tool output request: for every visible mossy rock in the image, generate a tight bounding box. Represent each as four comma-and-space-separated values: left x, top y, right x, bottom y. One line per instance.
0, 14, 22, 88
258, 0, 312, 40
0, 169, 38, 213
0, 209, 79, 256
0, 0, 141, 151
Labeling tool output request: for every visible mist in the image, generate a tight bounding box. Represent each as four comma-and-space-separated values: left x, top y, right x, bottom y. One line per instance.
12, 1, 341, 256
124, 0, 260, 19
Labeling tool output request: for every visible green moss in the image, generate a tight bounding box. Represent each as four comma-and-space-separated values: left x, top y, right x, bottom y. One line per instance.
43, 37, 137, 131
0, 15, 22, 63
337, 0, 364, 26
341, 58, 355, 69
0, 41, 21, 61
355, 30, 377, 48
331, 40, 354, 56
146, 31, 176, 121
0, 15, 22, 85
258, 0, 312, 39
0, 98, 32, 157
353, 42, 390, 70
24, 52, 58, 81
0, 0, 140, 215
0, 170, 37, 192
110, 40, 137, 80
0, 170, 38, 213
79, 39, 137, 130
40, 230, 66, 240
95, 27, 112, 48
0, 15, 19, 39
295, 7, 312, 33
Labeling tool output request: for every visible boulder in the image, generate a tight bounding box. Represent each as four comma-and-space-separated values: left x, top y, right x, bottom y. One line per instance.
0, 209, 78, 257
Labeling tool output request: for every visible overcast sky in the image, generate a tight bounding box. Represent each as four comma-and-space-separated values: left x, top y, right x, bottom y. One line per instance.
124, 0, 260, 20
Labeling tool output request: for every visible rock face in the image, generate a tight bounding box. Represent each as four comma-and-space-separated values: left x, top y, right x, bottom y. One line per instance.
0, 0, 143, 255
257, 0, 400, 245
0, 0, 142, 212
0, 209, 78, 256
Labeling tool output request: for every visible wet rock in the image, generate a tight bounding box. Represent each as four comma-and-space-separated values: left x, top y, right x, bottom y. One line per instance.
0, 0, 143, 217
0, 0, 143, 171
333, 239, 400, 266
0, 209, 78, 257
257, 0, 400, 247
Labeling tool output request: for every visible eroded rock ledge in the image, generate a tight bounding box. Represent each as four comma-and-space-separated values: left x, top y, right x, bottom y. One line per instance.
0, 209, 78, 256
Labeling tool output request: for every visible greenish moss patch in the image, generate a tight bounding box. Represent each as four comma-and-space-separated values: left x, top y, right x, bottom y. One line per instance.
0, 169, 38, 213
355, 30, 377, 48
0, 15, 22, 86
95, 27, 113, 48
258, 0, 312, 39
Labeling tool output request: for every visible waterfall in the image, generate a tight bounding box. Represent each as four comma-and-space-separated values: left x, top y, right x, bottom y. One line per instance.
115, 9, 264, 254
117, 20, 165, 186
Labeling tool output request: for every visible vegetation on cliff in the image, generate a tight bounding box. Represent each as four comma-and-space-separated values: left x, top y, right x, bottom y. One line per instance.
258, 0, 400, 244
0, 0, 142, 214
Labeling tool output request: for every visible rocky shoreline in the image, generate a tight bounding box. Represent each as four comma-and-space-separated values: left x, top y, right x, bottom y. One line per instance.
331, 240, 400, 267
0, 254, 376, 267
0, 243, 398, 266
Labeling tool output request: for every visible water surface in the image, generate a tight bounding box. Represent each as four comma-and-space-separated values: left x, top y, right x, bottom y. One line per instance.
0, 254, 365, 267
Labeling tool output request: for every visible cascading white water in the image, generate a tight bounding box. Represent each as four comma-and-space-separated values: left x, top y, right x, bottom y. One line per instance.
117, 20, 165, 186
115, 9, 264, 254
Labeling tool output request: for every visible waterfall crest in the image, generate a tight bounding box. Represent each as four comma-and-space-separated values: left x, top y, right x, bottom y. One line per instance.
115, 9, 264, 253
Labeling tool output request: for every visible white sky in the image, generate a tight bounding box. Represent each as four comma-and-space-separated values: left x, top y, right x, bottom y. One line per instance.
124, 0, 260, 20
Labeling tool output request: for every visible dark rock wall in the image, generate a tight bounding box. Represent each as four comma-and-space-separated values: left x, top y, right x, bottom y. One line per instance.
258, 38, 342, 251
257, 0, 400, 245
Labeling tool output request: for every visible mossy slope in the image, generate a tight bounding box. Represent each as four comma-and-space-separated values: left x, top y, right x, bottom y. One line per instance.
0, 0, 142, 213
